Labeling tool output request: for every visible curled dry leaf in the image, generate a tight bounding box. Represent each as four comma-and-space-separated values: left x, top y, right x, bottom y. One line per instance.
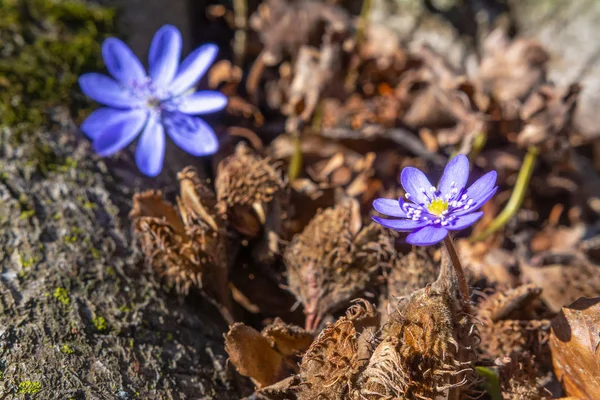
498, 353, 552, 400
517, 83, 580, 159
129, 167, 232, 318
457, 238, 518, 287
247, 0, 352, 99
475, 27, 549, 118
549, 297, 600, 399
225, 319, 312, 388
477, 284, 551, 360
297, 300, 379, 399
216, 142, 286, 240
520, 251, 600, 313
284, 197, 396, 330
356, 250, 479, 400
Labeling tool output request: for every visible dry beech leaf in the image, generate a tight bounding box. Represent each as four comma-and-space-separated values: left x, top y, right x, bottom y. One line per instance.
225, 319, 312, 389
457, 238, 518, 287
246, 0, 352, 100
284, 197, 396, 330
216, 142, 286, 240
129, 167, 232, 320
298, 300, 379, 399
475, 27, 549, 117
225, 323, 289, 388
520, 251, 600, 313
356, 249, 479, 399
549, 297, 600, 399
518, 83, 580, 147
477, 284, 551, 360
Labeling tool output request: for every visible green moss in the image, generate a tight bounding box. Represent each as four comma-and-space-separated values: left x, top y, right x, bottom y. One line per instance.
19, 253, 40, 268
17, 380, 42, 395
19, 209, 35, 220
53, 287, 71, 306
0, 0, 115, 174
119, 304, 131, 313
61, 344, 75, 354
92, 315, 108, 332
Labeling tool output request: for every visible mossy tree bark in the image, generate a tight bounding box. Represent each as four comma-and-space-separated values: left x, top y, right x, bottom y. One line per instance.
0, 1, 247, 398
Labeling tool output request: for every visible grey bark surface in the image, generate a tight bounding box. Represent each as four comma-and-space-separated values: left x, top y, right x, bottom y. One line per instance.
0, 126, 245, 399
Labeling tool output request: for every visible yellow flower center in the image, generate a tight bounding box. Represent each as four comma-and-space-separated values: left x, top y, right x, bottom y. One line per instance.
428, 198, 448, 216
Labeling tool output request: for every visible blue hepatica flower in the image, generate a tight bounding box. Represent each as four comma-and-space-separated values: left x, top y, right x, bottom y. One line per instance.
79, 25, 227, 177
373, 154, 497, 246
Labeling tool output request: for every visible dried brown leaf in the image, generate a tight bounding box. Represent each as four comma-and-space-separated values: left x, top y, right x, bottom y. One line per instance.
520, 251, 600, 313
225, 323, 291, 388
549, 297, 600, 399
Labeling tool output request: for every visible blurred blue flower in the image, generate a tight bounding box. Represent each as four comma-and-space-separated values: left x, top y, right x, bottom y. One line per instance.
373, 154, 497, 246
79, 25, 227, 177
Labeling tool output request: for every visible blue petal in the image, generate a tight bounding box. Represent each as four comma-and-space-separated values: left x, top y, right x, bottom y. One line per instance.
81, 108, 139, 140
372, 216, 427, 231
406, 226, 448, 246
92, 109, 148, 156
446, 211, 483, 231
102, 37, 146, 85
438, 154, 469, 199
169, 44, 218, 96
149, 25, 182, 88
177, 91, 228, 115
135, 115, 165, 177
373, 198, 407, 218
455, 187, 498, 216
400, 167, 434, 205
79, 73, 142, 109
163, 113, 219, 156
465, 170, 497, 201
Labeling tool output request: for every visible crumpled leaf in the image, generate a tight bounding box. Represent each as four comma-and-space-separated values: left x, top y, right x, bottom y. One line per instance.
284, 197, 396, 330
225, 319, 313, 388
520, 251, 600, 313
549, 297, 600, 399
474, 27, 549, 118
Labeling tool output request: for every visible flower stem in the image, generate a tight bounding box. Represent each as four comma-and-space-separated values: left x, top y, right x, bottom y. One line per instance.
232, 0, 247, 66
443, 235, 470, 305
470, 145, 539, 242
288, 133, 303, 181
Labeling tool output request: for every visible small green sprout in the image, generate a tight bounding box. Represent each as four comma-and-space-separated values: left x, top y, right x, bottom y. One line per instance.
53, 287, 71, 306
18, 381, 42, 395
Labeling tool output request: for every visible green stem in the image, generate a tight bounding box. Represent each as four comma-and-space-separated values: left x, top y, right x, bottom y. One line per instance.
476, 367, 502, 400
355, 0, 373, 46
232, 0, 247, 67
287, 134, 303, 181
471, 146, 539, 242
